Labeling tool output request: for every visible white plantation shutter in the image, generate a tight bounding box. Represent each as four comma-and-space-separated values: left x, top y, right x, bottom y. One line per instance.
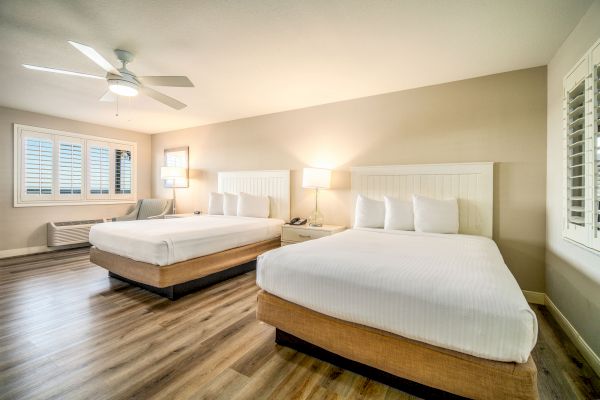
563, 57, 590, 245
592, 46, 600, 250
22, 134, 53, 201
563, 38, 600, 253
57, 138, 83, 199
88, 142, 111, 198
595, 65, 600, 228
566, 80, 586, 226
114, 146, 133, 197
14, 125, 137, 206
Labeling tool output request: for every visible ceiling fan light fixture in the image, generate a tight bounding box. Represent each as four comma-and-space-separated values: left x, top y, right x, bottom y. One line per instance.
108, 82, 138, 96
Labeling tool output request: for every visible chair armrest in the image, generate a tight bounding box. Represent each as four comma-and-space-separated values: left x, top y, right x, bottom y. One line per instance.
147, 207, 172, 219
113, 214, 137, 222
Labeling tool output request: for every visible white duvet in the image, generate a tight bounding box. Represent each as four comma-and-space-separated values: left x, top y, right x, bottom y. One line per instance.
257, 228, 537, 363
89, 215, 284, 266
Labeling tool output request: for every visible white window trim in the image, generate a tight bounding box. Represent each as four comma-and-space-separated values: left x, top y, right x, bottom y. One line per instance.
14, 124, 137, 207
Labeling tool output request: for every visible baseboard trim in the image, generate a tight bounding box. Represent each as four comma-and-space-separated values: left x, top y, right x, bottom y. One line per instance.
0, 245, 51, 259
522, 290, 545, 305
545, 295, 600, 377
0, 244, 89, 259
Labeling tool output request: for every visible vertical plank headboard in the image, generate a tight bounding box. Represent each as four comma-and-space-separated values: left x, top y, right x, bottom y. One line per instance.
351, 162, 494, 237
217, 170, 290, 221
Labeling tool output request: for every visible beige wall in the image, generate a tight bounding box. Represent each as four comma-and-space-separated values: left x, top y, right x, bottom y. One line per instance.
152, 66, 547, 291
546, 1, 600, 357
0, 106, 151, 253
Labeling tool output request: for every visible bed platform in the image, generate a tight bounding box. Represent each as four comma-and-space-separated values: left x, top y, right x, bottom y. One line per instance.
91, 237, 280, 300
257, 291, 539, 400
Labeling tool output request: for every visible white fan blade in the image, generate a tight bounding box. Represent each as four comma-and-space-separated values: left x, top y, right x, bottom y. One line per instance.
141, 86, 186, 110
23, 64, 104, 79
68, 41, 120, 75
99, 90, 117, 102
138, 76, 194, 87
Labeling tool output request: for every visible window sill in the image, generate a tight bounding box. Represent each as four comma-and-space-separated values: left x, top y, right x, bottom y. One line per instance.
563, 236, 600, 256
14, 200, 137, 208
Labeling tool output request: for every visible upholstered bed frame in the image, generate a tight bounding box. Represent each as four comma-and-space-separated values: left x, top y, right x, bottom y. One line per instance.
91, 170, 290, 300
256, 163, 540, 399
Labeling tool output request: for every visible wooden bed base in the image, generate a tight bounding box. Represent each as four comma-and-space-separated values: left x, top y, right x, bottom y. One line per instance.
257, 291, 539, 400
107, 260, 256, 300
90, 238, 280, 299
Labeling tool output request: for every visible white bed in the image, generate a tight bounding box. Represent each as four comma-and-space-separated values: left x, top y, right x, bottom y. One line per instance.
257, 228, 537, 363
256, 163, 539, 399
91, 215, 284, 266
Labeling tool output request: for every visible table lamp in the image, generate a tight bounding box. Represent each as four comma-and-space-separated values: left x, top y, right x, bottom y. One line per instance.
302, 167, 331, 227
160, 166, 187, 214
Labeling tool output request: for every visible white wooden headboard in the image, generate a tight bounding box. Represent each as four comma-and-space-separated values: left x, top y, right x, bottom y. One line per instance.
351, 163, 494, 237
218, 170, 290, 221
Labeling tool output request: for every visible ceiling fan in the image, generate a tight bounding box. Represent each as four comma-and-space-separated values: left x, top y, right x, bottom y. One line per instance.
23, 41, 193, 110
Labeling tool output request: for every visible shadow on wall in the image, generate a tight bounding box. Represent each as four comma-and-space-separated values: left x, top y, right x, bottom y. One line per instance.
497, 237, 545, 288
546, 249, 600, 356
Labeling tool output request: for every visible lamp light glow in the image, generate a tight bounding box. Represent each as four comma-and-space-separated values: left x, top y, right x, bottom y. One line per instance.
161, 166, 187, 215
302, 168, 331, 189
302, 167, 331, 227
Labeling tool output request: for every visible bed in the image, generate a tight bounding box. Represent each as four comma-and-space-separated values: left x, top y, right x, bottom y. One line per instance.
90, 170, 289, 300
255, 163, 540, 400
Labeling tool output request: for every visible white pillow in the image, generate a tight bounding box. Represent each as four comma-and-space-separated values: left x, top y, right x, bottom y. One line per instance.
237, 192, 270, 218
353, 194, 385, 228
384, 196, 414, 231
223, 192, 238, 216
207, 192, 224, 215
413, 194, 459, 234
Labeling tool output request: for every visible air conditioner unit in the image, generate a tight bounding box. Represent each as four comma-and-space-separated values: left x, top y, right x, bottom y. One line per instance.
47, 219, 104, 247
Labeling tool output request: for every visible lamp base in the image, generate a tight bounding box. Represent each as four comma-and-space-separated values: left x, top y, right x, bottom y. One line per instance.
308, 209, 324, 227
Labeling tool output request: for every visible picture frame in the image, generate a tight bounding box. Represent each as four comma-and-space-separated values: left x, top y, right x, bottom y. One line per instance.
163, 146, 189, 188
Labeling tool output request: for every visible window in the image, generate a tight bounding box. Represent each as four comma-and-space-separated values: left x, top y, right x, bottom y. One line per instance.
58, 139, 83, 198
87, 142, 110, 198
23, 136, 53, 200
14, 124, 136, 206
115, 148, 132, 195
563, 38, 600, 253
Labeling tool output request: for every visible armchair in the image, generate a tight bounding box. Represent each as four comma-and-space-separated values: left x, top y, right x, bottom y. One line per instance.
113, 199, 174, 221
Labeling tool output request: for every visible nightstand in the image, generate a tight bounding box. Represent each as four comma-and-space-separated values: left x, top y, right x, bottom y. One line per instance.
281, 224, 345, 246
163, 213, 201, 219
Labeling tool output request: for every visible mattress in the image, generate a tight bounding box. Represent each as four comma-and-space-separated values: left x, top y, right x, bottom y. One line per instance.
256, 228, 538, 363
89, 215, 284, 266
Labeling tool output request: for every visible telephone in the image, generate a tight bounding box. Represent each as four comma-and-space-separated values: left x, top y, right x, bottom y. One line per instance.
289, 217, 307, 225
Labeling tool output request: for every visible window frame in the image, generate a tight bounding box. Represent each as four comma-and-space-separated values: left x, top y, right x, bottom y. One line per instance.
14, 124, 137, 207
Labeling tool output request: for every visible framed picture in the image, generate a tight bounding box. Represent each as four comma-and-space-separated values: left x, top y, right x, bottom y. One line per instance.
164, 146, 189, 188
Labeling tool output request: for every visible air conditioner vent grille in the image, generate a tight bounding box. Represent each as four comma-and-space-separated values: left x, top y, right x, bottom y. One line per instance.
47, 219, 104, 246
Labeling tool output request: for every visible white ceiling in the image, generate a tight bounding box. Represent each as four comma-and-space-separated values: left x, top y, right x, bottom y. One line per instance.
0, 0, 592, 134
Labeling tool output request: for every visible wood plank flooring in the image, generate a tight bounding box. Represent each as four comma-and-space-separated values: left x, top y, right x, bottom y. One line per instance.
0, 248, 599, 400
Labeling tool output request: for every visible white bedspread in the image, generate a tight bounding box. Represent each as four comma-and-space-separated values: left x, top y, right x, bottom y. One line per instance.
89, 215, 284, 266
256, 228, 537, 363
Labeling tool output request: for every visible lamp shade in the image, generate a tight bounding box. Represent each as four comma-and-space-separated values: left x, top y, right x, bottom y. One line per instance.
160, 166, 187, 179
302, 167, 331, 189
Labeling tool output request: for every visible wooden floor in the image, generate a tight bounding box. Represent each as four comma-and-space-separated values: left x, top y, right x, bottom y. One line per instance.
0, 249, 599, 400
